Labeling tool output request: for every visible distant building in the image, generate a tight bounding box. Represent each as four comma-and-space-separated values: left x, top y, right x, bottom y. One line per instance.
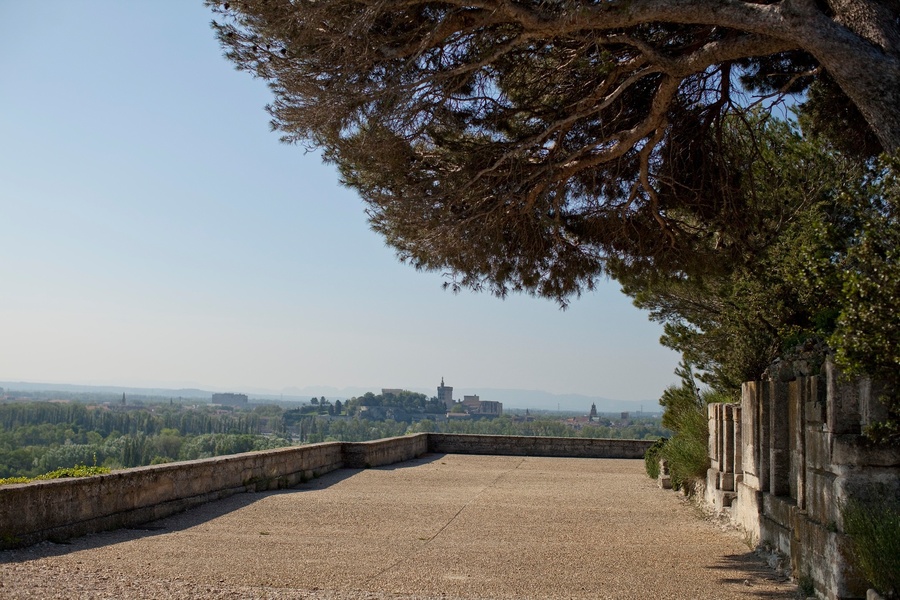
460, 394, 502, 417
589, 403, 598, 422
437, 378, 453, 409
462, 395, 481, 410
381, 389, 404, 397
212, 393, 248, 407
473, 400, 502, 416
439, 380, 502, 417
620, 411, 630, 420
566, 415, 594, 429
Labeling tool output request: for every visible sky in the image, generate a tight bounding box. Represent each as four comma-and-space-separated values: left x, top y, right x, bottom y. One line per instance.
0, 2, 680, 403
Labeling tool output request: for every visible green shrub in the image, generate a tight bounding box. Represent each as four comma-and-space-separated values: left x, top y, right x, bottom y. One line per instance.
841, 496, 900, 598
644, 438, 668, 479
0, 476, 30, 486
655, 363, 714, 492
662, 406, 710, 491
0, 464, 110, 486
35, 465, 110, 480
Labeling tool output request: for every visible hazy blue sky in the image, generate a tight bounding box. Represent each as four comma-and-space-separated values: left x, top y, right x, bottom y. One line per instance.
0, 2, 680, 402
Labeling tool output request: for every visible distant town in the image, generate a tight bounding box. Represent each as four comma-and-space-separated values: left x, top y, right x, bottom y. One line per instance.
213, 378, 640, 425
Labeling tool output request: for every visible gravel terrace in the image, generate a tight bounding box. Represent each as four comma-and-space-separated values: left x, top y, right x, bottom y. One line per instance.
0, 454, 798, 599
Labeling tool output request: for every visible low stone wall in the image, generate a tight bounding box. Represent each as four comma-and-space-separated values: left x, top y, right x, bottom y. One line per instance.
0, 442, 347, 550
0, 433, 648, 550
344, 433, 429, 468
429, 433, 654, 458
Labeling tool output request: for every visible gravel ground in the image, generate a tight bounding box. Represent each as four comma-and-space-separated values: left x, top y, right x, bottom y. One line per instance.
0, 455, 799, 599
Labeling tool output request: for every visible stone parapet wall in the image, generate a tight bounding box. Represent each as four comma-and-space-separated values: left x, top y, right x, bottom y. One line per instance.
0, 433, 650, 549
705, 359, 900, 600
428, 434, 654, 458
0, 442, 346, 550
344, 434, 429, 468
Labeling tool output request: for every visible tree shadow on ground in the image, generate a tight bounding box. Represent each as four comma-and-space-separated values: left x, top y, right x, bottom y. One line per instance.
708, 551, 799, 599
0, 453, 444, 563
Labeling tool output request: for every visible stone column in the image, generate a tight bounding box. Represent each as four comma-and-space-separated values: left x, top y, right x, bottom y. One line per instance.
759, 379, 771, 493
769, 379, 790, 497
721, 404, 736, 491
741, 382, 760, 490
789, 379, 806, 507
708, 403, 720, 472
733, 404, 742, 483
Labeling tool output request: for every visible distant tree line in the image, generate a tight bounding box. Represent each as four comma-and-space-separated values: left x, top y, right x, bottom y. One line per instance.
0, 402, 289, 478
0, 398, 666, 479
284, 414, 664, 444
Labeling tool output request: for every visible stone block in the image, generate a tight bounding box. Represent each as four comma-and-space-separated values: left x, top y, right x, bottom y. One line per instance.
806, 428, 830, 472
706, 468, 721, 508
859, 377, 891, 430
826, 359, 862, 435
831, 435, 900, 468
717, 490, 737, 508
733, 481, 761, 544
719, 472, 735, 492
759, 513, 792, 557
805, 469, 838, 527
805, 375, 826, 424
769, 380, 791, 497
741, 472, 761, 490
763, 494, 797, 530
742, 382, 760, 478
658, 474, 672, 489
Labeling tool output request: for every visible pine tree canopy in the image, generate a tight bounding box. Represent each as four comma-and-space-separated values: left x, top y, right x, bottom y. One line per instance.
207, 0, 899, 303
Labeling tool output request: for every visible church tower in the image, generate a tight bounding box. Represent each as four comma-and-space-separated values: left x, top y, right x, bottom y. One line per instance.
437, 377, 454, 409
589, 402, 597, 422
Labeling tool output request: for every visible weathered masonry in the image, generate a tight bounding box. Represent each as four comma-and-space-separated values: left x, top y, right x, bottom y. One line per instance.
705, 359, 900, 600
0, 434, 651, 550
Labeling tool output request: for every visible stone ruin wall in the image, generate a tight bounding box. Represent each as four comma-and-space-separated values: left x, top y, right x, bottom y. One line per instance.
705, 359, 900, 600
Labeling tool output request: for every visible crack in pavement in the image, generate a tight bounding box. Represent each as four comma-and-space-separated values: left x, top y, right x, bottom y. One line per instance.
363, 457, 527, 585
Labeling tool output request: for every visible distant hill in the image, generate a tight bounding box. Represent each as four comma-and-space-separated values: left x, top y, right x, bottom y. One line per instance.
0, 381, 213, 399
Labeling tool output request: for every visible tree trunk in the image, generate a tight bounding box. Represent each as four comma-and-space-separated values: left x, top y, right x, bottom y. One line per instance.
829, 51, 900, 153
801, 1, 900, 153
